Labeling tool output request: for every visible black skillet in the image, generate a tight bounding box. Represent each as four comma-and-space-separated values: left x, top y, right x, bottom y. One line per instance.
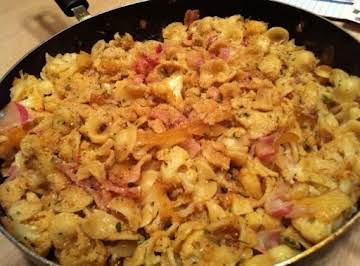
0, 0, 359, 265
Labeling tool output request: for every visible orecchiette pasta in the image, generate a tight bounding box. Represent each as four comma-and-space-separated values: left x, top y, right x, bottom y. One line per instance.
265, 27, 289, 43
48, 212, 82, 249
53, 186, 93, 213
0, 10, 360, 266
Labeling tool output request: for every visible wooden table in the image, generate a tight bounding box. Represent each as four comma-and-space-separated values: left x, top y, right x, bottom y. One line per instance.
0, 1, 359, 265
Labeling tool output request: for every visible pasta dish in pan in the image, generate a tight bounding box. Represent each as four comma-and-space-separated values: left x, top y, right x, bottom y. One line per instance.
0, 10, 359, 266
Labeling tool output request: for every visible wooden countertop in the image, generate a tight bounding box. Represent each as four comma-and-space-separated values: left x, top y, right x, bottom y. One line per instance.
0, 1, 359, 265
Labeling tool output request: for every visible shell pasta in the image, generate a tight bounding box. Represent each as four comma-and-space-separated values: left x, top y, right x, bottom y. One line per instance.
0, 10, 360, 266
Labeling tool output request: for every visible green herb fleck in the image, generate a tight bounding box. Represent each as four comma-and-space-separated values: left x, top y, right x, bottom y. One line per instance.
300, 124, 308, 129
137, 235, 146, 244
210, 238, 221, 246
282, 236, 301, 250
115, 222, 122, 232
321, 94, 333, 105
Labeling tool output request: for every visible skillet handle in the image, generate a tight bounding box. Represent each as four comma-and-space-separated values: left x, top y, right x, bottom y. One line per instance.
54, 0, 91, 21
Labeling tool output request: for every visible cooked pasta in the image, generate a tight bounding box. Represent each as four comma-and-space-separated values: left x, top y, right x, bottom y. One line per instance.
0, 10, 359, 266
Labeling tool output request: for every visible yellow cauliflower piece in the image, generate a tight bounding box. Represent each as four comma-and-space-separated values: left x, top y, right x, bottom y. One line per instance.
201, 140, 230, 170
150, 74, 184, 109
294, 133, 360, 188
10, 74, 54, 111
157, 146, 189, 183
0, 177, 27, 209
219, 127, 249, 167
232, 101, 289, 139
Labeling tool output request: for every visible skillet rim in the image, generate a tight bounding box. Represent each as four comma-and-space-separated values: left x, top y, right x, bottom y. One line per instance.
0, 0, 359, 265
0, 0, 359, 85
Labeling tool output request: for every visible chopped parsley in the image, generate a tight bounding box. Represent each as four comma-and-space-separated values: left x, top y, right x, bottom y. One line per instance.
115, 222, 122, 232
282, 236, 302, 250
321, 94, 333, 105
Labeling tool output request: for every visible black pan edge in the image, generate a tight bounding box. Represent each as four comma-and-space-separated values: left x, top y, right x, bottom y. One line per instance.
0, 0, 359, 265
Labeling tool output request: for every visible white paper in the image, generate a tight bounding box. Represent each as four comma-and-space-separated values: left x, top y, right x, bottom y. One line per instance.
274, 0, 360, 23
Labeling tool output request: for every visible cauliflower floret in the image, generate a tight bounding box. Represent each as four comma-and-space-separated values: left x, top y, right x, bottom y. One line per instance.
201, 140, 230, 170
10, 75, 55, 111
150, 74, 184, 109
42, 53, 79, 82
0, 177, 27, 209
167, 74, 184, 103
157, 146, 189, 183
219, 127, 249, 167
232, 99, 289, 139
295, 133, 360, 188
